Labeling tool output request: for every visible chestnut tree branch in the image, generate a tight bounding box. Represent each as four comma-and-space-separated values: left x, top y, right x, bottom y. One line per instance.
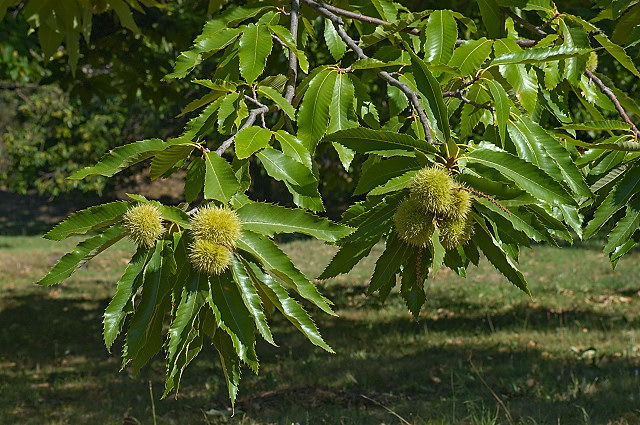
215, 105, 270, 155
585, 69, 640, 140
284, 0, 300, 104
301, 0, 437, 145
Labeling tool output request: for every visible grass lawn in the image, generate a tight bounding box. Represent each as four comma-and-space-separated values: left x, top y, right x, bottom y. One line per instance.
1, 235, 640, 424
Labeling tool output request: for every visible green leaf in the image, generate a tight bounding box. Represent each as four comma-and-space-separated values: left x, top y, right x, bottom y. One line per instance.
484, 79, 511, 145
355, 157, 420, 195
185, 157, 206, 203
367, 232, 411, 295
424, 10, 458, 65
236, 202, 352, 242
560, 120, 632, 131
491, 46, 591, 66
239, 23, 273, 84
328, 73, 357, 134
212, 327, 242, 406
360, 11, 430, 48
324, 19, 347, 61
493, 39, 538, 114
230, 256, 274, 345
318, 239, 379, 280
103, 247, 152, 351
165, 270, 209, 396
256, 147, 320, 198
38, 226, 126, 286
471, 213, 530, 295
203, 151, 240, 203
166, 28, 242, 80
257, 85, 296, 120
44, 201, 133, 241
323, 127, 435, 156
234, 126, 273, 159
477, 0, 502, 38
511, 115, 592, 199
123, 240, 174, 372
241, 258, 333, 352
70, 139, 167, 179
369, 170, 420, 195
466, 146, 576, 205
150, 144, 194, 181
585, 166, 640, 237
267, 24, 310, 73
208, 272, 259, 372
448, 37, 493, 76
237, 231, 335, 316
274, 130, 313, 169
400, 249, 429, 318
297, 69, 338, 152
613, 3, 640, 44
604, 197, 640, 254
404, 43, 452, 144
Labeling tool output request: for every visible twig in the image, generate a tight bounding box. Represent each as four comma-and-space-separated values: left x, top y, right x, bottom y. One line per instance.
360, 394, 412, 425
284, 0, 300, 104
148, 381, 157, 425
307, 2, 539, 48
537, 12, 560, 32
467, 353, 515, 425
215, 105, 269, 154
502, 8, 548, 38
585, 69, 640, 140
302, 0, 437, 145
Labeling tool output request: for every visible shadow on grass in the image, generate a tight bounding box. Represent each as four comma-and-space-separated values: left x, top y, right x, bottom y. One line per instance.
2, 281, 640, 425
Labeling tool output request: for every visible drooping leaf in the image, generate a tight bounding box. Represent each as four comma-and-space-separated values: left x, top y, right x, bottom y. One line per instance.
477, 0, 502, 37
150, 144, 194, 181
236, 202, 352, 242
603, 196, 640, 254
185, 157, 206, 203
203, 151, 240, 203
234, 126, 273, 159
165, 270, 209, 396
585, 166, 640, 237
38, 226, 127, 286
123, 240, 174, 373
368, 232, 411, 295
241, 258, 333, 352
405, 43, 452, 144
472, 213, 530, 295
256, 147, 321, 199
355, 156, 421, 195
237, 231, 335, 315
431, 228, 446, 276
208, 272, 259, 372
267, 24, 310, 73
493, 39, 538, 114
211, 325, 242, 406
424, 10, 458, 65
230, 256, 274, 345
238, 23, 273, 84
466, 146, 576, 205
324, 19, 347, 61
103, 247, 152, 350
70, 139, 168, 179
44, 201, 133, 241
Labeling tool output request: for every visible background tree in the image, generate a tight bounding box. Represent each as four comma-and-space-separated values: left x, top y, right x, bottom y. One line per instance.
4, 0, 640, 407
